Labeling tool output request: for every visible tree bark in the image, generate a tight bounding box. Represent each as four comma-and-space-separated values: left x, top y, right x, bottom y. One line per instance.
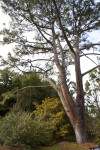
59, 70, 89, 144
73, 122, 89, 144
73, 35, 88, 143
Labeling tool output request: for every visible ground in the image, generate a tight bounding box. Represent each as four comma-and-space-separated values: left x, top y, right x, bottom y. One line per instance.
0, 142, 98, 150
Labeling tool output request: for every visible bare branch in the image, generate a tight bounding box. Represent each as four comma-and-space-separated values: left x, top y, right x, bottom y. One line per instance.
80, 53, 100, 57
82, 65, 100, 77
81, 51, 98, 65
13, 85, 52, 94
28, 58, 54, 62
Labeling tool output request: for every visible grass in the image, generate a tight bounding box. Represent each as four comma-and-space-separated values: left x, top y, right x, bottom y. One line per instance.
0, 141, 97, 150
38, 141, 97, 150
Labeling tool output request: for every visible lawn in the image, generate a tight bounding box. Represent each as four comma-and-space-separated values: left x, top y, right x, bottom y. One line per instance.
39, 142, 97, 150
0, 142, 97, 150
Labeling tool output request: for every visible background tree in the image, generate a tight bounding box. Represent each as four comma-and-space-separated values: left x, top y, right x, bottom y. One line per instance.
85, 68, 100, 115
0, 68, 21, 116
0, 68, 58, 115
0, 0, 100, 144
12, 72, 58, 112
85, 68, 100, 142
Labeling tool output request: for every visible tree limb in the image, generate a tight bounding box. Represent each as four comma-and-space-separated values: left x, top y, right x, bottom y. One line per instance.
80, 43, 100, 51
80, 53, 100, 57
52, 0, 75, 59
52, 22, 61, 71
82, 65, 100, 77
13, 85, 52, 94
57, 38, 65, 68
81, 51, 98, 65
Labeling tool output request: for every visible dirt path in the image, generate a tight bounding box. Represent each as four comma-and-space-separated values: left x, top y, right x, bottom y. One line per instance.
0, 145, 20, 150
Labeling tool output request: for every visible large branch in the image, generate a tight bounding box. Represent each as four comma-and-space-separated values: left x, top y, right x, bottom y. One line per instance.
52, 0, 75, 59
27, 9, 53, 45
82, 65, 100, 77
52, 23, 62, 71
45, 76, 71, 117
20, 4, 52, 46
57, 38, 65, 68
24, 44, 52, 51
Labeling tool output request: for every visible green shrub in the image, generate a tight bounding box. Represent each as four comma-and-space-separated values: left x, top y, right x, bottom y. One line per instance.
0, 98, 75, 150
34, 98, 74, 141
85, 109, 100, 143
0, 111, 32, 148
0, 111, 52, 150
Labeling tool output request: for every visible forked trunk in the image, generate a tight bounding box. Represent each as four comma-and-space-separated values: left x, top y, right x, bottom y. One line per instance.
58, 68, 89, 144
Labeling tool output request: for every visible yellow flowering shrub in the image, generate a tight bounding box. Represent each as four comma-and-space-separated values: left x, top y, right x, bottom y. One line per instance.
33, 98, 74, 141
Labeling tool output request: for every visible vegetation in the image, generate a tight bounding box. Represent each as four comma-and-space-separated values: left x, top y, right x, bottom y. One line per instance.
85, 68, 100, 143
34, 98, 75, 141
0, 68, 100, 149
38, 142, 97, 150
0, 68, 58, 116
0, 111, 53, 150
0, 0, 100, 144
0, 0, 100, 147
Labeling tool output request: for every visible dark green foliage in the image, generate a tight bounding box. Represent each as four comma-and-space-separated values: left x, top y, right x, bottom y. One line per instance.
0, 68, 58, 115
0, 68, 21, 116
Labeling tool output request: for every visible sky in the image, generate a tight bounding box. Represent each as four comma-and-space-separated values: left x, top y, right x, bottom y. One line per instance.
0, 4, 100, 84
0, 9, 14, 58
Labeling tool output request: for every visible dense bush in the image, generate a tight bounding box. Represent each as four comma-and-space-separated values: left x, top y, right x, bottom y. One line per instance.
0, 98, 75, 150
0, 111, 52, 150
85, 109, 100, 143
34, 97, 74, 141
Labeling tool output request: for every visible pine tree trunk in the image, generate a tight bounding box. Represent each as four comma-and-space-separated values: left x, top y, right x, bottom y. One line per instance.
72, 35, 88, 144
74, 122, 88, 144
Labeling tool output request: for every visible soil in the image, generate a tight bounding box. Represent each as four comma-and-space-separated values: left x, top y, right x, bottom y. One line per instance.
0, 145, 20, 150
